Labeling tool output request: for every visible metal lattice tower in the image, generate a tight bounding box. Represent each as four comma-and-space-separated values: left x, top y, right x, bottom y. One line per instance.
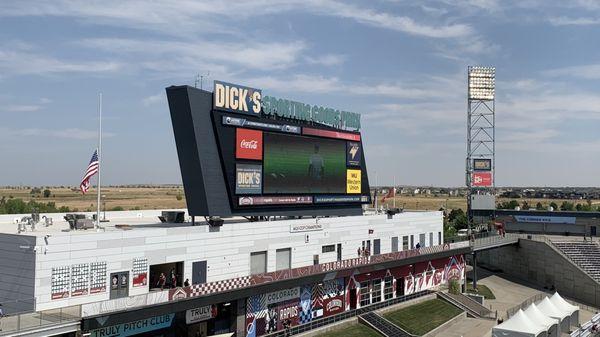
466, 66, 496, 224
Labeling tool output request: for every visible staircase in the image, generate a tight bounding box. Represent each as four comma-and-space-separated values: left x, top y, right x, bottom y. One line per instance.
437, 292, 494, 319
359, 311, 414, 337
553, 241, 600, 281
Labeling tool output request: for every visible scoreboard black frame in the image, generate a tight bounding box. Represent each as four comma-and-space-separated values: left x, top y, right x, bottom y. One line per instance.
166, 85, 371, 217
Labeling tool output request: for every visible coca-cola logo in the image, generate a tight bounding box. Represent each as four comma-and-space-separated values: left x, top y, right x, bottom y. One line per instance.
240, 139, 258, 149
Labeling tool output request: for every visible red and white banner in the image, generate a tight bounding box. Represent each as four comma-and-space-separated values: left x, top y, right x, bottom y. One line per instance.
472, 172, 492, 187
236, 128, 263, 160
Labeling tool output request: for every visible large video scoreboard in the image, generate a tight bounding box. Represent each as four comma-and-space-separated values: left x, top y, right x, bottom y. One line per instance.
167, 81, 370, 217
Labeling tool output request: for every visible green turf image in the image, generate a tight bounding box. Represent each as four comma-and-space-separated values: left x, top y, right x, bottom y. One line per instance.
264, 133, 346, 194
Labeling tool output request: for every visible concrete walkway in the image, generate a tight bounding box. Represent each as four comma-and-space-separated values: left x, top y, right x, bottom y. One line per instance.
427, 316, 496, 337
477, 274, 542, 320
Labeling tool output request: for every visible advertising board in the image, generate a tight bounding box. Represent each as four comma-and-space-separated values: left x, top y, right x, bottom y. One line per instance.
236, 164, 262, 194
346, 169, 362, 194
472, 172, 492, 187
186, 305, 217, 324
213, 81, 261, 115
236, 128, 263, 160
514, 216, 576, 224
239, 196, 312, 206
473, 158, 492, 171
263, 133, 346, 194
346, 141, 361, 166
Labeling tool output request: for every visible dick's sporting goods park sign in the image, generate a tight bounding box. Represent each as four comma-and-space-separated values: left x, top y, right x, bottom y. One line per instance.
213, 80, 361, 131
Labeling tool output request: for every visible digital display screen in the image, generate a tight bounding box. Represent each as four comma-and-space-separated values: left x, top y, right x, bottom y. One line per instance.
263, 133, 346, 193
473, 158, 492, 171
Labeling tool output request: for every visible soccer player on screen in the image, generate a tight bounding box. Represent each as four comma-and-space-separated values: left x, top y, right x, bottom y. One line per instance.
308, 144, 324, 185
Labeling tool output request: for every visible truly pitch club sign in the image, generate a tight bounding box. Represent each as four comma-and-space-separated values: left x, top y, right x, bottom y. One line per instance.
214, 80, 262, 115
236, 128, 263, 160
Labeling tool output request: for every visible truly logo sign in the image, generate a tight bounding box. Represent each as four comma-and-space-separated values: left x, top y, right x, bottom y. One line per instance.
236, 128, 263, 160
214, 80, 262, 115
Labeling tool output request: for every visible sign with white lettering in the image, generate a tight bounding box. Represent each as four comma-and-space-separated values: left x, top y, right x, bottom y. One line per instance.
90, 314, 175, 337
514, 215, 576, 224
265, 287, 300, 305
214, 81, 262, 115
186, 305, 217, 324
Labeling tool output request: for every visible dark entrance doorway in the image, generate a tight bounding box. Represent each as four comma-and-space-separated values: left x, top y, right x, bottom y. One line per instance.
396, 277, 404, 297
150, 261, 183, 290
337, 243, 342, 261
349, 288, 357, 310
592, 226, 597, 236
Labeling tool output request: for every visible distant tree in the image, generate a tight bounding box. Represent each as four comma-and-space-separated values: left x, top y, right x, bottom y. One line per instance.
550, 202, 559, 210
111, 206, 124, 211
536, 202, 545, 210
30, 187, 41, 195
43, 189, 51, 198
560, 201, 575, 211
521, 201, 530, 210
498, 200, 520, 210
176, 193, 183, 201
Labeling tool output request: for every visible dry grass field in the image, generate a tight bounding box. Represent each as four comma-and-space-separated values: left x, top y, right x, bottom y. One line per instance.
0, 187, 186, 212
0, 186, 597, 213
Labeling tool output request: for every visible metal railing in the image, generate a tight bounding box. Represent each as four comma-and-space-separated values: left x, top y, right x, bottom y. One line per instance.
0, 305, 81, 336
505, 292, 546, 318
263, 290, 433, 337
359, 311, 414, 337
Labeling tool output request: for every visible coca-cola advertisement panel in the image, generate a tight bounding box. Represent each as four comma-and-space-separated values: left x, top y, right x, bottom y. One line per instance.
236, 128, 263, 160
236, 164, 262, 194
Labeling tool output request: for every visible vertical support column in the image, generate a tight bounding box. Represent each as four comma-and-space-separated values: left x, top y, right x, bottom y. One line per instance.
472, 251, 478, 289
236, 298, 247, 337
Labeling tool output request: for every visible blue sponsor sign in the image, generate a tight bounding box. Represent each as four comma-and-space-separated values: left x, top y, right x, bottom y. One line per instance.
90, 314, 175, 337
514, 215, 576, 224
214, 81, 262, 115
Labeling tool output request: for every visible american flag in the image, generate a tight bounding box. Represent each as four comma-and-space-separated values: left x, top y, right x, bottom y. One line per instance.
80, 149, 99, 194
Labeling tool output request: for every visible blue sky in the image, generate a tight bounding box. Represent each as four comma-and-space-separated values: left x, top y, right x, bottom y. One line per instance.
1, 0, 599, 187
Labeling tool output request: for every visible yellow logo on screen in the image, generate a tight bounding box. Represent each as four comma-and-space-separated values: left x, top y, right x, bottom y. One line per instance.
346, 169, 361, 194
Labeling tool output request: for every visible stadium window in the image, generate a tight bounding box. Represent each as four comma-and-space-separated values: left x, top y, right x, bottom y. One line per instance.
410, 235, 414, 249
372, 279, 382, 303
250, 251, 267, 275
429, 233, 433, 247
402, 236, 409, 250
391, 237, 398, 252
360, 281, 371, 307
438, 232, 442, 245
322, 245, 335, 253
419, 233, 426, 247
313, 254, 319, 265
384, 276, 394, 300
276, 248, 291, 271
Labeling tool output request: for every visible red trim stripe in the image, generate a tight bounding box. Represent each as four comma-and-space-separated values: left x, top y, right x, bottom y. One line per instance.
302, 128, 361, 141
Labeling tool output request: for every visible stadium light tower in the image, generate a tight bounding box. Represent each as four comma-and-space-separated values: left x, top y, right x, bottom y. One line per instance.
466, 66, 496, 234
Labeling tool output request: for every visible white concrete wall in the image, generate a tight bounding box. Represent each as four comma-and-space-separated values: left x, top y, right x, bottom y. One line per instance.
23, 211, 442, 311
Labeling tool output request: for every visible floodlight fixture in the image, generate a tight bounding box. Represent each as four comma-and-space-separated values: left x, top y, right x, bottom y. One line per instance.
468, 66, 495, 100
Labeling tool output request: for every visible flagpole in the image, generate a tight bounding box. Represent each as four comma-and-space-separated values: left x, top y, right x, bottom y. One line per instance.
96, 93, 102, 229
374, 171, 378, 212
393, 176, 396, 208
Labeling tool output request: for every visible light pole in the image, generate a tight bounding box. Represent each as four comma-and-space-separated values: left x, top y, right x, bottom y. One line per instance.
102, 194, 106, 221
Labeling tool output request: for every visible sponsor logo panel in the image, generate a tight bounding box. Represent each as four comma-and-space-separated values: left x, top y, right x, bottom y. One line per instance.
302, 127, 361, 141
214, 80, 262, 115
239, 196, 312, 206
346, 169, 362, 194
473, 158, 492, 171
314, 195, 363, 204
346, 141, 362, 166
323, 295, 344, 317
471, 172, 492, 187
236, 164, 262, 194
223, 116, 300, 134
186, 305, 217, 324
236, 128, 263, 160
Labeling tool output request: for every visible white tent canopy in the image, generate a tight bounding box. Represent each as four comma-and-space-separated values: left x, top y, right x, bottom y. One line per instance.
524, 303, 560, 337
492, 309, 548, 337
524, 303, 559, 328
537, 297, 570, 320
550, 292, 578, 314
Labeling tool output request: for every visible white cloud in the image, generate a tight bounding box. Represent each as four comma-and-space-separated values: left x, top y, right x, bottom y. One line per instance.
2, 105, 42, 112
548, 16, 600, 26
142, 92, 165, 106
0, 45, 121, 76
304, 54, 345, 66
544, 63, 600, 79
9, 128, 114, 140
